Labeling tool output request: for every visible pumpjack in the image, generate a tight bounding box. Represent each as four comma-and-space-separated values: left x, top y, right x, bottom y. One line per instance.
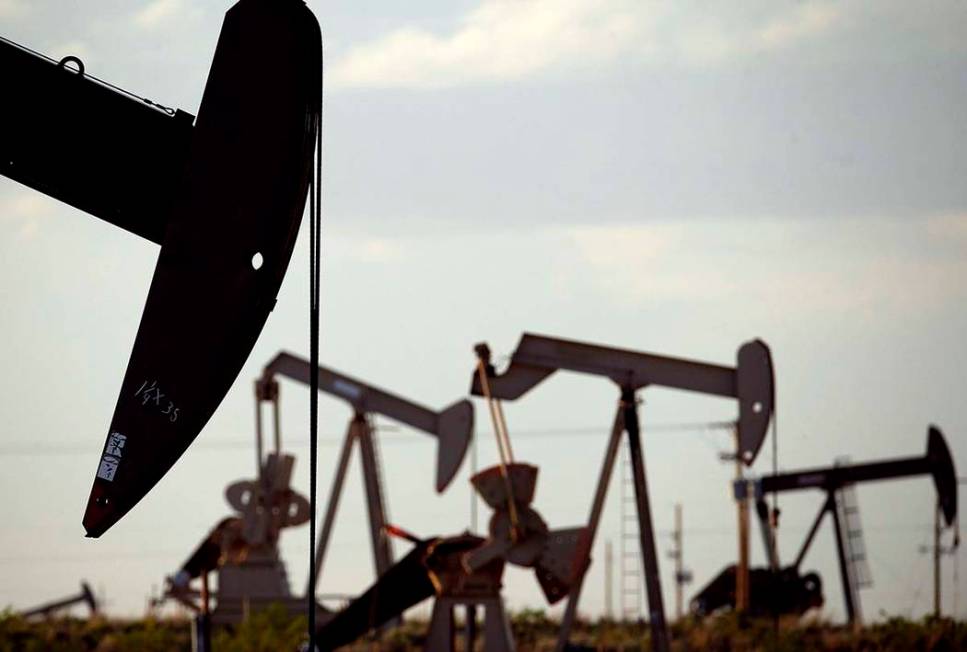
160, 352, 474, 634
313, 346, 591, 651
470, 333, 774, 652
20, 582, 99, 620
0, 0, 321, 537
256, 352, 474, 600
694, 426, 958, 625
162, 451, 314, 625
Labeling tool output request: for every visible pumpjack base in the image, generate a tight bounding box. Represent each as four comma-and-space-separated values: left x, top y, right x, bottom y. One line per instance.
427, 595, 515, 652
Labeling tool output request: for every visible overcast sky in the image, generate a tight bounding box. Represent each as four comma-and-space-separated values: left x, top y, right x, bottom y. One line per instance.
1, 0, 966, 627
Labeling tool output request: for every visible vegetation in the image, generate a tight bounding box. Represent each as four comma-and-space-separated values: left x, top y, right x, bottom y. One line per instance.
1, 606, 965, 651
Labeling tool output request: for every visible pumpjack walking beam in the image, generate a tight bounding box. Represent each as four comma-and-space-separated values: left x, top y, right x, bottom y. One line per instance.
744, 426, 958, 626
258, 352, 474, 596
470, 333, 774, 652
1, 0, 323, 539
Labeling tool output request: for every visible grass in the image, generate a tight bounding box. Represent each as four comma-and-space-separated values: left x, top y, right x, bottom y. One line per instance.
1, 606, 964, 651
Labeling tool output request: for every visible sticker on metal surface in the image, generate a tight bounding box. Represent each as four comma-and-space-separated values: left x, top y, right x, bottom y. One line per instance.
105, 432, 127, 458
333, 378, 362, 400
96, 456, 121, 482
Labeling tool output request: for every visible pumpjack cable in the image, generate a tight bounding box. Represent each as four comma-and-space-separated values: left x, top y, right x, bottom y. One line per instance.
307, 63, 324, 652
474, 358, 522, 540
0, 35, 177, 115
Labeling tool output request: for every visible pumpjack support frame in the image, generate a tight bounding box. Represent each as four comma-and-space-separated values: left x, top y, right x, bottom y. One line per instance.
471, 333, 774, 652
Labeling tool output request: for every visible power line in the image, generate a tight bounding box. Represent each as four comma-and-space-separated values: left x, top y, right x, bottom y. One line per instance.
0, 421, 734, 457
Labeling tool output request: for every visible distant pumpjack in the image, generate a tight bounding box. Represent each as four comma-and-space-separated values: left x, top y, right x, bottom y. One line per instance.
696, 426, 958, 625
470, 333, 774, 652
162, 452, 314, 624
257, 352, 473, 606
20, 582, 99, 619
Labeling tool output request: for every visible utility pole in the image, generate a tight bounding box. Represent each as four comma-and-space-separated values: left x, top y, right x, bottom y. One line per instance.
923, 498, 958, 619
674, 505, 683, 619
669, 504, 692, 621
934, 499, 941, 618
605, 540, 613, 620
669, 504, 686, 620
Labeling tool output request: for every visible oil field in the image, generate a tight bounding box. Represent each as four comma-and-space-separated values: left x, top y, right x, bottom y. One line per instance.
1, 1, 965, 651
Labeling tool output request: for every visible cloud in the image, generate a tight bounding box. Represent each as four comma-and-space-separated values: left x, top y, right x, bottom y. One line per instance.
323, 235, 407, 265
563, 217, 967, 318
49, 40, 94, 67
331, 0, 645, 88
564, 223, 736, 302
758, 4, 840, 50
676, 3, 841, 65
132, 0, 183, 29
354, 238, 405, 263
0, 193, 53, 221
0, 0, 26, 19
0, 192, 55, 242
927, 213, 967, 242
329, 0, 843, 89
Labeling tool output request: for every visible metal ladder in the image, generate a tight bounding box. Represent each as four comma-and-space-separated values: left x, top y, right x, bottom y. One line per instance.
619, 441, 643, 622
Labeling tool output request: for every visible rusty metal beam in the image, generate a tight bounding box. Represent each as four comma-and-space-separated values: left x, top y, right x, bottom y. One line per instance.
470, 333, 774, 464
263, 351, 473, 492
755, 426, 957, 526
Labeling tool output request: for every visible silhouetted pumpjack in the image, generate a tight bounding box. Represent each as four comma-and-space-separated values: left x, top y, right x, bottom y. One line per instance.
160, 352, 474, 638
469, 333, 774, 652
162, 453, 314, 623
257, 352, 474, 605
0, 0, 322, 537
20, 582, 99, 619
695, 426, 958, 625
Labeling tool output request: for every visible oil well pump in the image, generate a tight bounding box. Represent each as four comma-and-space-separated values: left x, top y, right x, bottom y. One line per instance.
162, 451, 313, 625
0, 0, 322, 537
20, 582, 99, 620
692, 425, 959, 625
257, 352, 474, 599
159, 352, 473, 643
311, 346, 591, 652
469, 333, 774, 652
